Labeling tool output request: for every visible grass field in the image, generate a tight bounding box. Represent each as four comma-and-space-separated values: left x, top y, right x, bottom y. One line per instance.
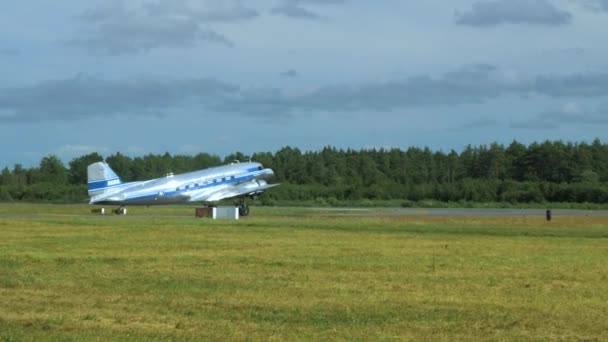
1, 204, 607, 341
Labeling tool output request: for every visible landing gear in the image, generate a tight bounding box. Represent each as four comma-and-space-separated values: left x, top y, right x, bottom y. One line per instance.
236, 199, 250, 216
239, 204, 250, 217
114, 207, 127, 215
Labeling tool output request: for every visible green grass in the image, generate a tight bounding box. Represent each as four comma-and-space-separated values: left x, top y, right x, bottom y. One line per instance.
0, 205, 607, 341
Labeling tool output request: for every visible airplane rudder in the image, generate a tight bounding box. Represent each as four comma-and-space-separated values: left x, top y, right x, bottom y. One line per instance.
87, 162, 123, 195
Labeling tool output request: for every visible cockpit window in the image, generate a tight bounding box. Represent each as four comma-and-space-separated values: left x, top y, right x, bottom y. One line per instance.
258, 166, 263, 171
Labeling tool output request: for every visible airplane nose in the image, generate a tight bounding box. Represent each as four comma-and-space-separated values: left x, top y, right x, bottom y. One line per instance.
261, 168, 274, 179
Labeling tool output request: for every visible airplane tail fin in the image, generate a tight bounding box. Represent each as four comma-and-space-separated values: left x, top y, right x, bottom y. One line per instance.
87, 162, 124, 196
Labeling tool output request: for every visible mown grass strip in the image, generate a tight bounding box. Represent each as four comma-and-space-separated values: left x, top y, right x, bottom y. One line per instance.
0, 205, 606, 340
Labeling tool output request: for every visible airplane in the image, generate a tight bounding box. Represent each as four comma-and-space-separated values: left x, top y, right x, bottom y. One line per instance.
87, 160, 278, 216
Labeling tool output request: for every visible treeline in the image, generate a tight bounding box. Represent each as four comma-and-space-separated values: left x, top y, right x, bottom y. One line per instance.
1, 139, 608, 205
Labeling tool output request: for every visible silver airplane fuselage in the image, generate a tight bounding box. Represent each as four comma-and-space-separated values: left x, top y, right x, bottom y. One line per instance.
88, 161, 277, 206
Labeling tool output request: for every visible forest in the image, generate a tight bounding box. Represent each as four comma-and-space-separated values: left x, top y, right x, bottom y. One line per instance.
1, 139, 607, 206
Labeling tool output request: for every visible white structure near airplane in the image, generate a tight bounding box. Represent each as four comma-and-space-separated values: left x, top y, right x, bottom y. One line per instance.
87, 161, 278, 216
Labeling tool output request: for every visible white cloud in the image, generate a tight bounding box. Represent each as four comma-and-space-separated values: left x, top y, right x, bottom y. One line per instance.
54, 144, 111, 161
70, 0, 259, 54
2, 0, 608, 167
280, 69, 299, 77
580, 0, 608, 11
0, 74, 237, 122
512, 102, 608, 129
0, 109, 16, 119
456, 0, 572, 26
4, 67, 608, 123
271, 0, 347, 20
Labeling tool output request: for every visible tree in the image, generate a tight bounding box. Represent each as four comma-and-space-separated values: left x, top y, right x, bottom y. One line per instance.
106, 153, 134, 181
68, 152, 104, 184
224, 151, 248, 164
1, 139, 607, 205
0, 186, 12, 202
506, 141, 527, 181
590, 138, 608, 181
0, 167, 15, 186
486, 143, 507, 180
39, 155, 68, 184
575, 169, 600, 184
446, 150, 463, 183
12, 164, 27, 185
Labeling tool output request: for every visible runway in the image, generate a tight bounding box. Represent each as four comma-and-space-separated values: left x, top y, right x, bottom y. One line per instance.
2, 206, 608, 219
309, 207, 608, 218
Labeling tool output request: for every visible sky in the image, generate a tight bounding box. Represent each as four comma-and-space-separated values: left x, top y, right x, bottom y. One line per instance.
1, 0, 608, 168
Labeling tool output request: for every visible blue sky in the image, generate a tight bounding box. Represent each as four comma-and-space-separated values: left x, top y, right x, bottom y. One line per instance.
1, 0, 608, 167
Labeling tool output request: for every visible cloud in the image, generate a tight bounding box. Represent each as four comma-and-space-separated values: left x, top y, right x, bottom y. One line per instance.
219, 66, 608, 116
271, 0, 347, 20
209, 87, 297, 121
71, 0, 258, 55
540, 102, 608, 124
280, 69, 299, 77
450, 118, 500, 132
597, 0, 608, 10
511, 102, 608, 130
456, 0, 572, 27
535, 72, 608, 97
271, 3, 321, 20
510, 119, 559, 130
55, 144, 111, 161
285, 65, 531, 112
580, 0, 608, 11
289, 67, 608, 113
4, 67, 608, 124
0, 74, 238, 122
69, 22, 233, 55
0, 49, 20, 56
143, 0, 259, 22
0, 109, 17, 119
539, 47, 585, 58
124, 146, 147, 155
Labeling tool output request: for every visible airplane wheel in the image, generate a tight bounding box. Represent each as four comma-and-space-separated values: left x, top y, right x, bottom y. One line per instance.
239, 205, 250, 216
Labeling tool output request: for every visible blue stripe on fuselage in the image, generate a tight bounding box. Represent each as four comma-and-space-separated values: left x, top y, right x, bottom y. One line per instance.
88, 178, 122, 191
122, 170, 259, 203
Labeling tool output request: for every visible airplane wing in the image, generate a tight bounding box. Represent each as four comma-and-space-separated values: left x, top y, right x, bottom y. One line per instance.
190, 181, 280, 202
